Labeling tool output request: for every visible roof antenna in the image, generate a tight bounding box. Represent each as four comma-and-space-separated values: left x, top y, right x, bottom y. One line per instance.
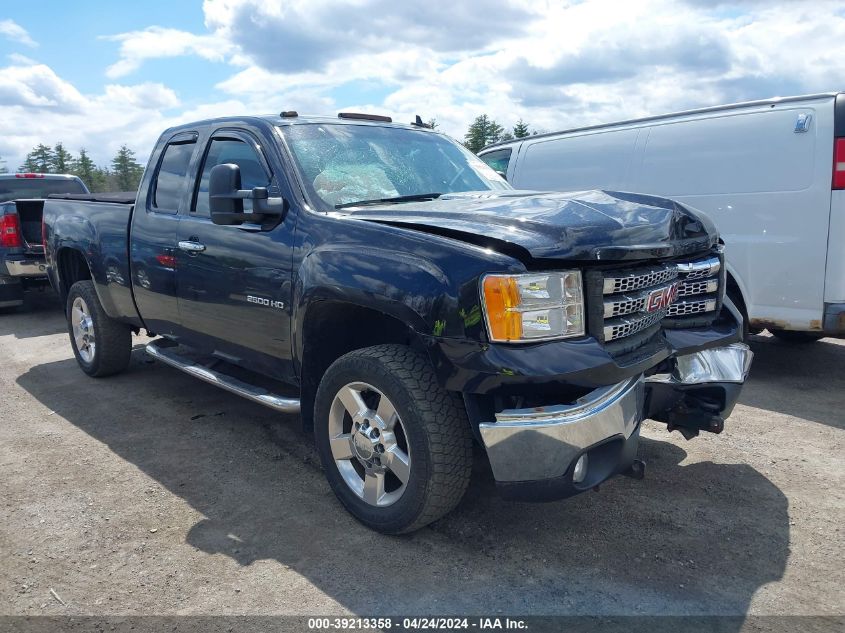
412, 115, 430, 128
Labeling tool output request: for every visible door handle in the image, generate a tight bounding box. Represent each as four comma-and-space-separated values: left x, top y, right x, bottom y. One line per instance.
178, 240, 206, 254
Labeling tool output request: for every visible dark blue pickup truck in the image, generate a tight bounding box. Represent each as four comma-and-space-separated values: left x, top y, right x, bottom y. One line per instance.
43, 112, 752, 533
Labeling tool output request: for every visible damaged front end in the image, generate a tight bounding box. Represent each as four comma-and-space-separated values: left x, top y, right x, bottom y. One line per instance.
645, 342, 753, 439
477, 342, 753, 502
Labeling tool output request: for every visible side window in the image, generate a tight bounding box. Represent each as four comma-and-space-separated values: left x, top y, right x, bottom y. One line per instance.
480, 148, 512, 177
153, 141, 195, 211
193, 138, 271, 216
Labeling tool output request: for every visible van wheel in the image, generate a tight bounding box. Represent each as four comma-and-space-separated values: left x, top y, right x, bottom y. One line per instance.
314, 344, 473, 534
66, 280, 132, 377
770, 330, 823, 343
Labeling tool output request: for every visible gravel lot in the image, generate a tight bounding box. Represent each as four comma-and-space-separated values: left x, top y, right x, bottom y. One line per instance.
1, 291, 843, 620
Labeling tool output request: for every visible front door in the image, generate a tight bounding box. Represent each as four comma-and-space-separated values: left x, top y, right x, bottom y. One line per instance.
175, 130, 296, 382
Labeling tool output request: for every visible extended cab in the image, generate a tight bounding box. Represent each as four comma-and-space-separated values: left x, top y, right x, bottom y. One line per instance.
0, 173, 89, 311
43, 113, 752, 533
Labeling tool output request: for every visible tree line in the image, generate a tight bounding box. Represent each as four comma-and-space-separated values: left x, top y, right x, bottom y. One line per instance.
3, 143, 145, 193
462, 115, 536, 154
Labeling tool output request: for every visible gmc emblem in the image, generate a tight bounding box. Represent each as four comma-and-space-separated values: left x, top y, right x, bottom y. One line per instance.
646, 282, 680, 312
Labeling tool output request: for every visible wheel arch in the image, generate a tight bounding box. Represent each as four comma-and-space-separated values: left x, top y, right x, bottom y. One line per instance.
297, 300, 429, 431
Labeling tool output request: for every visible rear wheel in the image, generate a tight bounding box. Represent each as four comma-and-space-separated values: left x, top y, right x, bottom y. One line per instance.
314, 344, 473, 534
770, 330, 823, 343
66, 280, 132, 377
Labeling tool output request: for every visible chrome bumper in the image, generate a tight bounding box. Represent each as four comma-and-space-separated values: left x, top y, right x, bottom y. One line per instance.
478, 344, 752, 486
479, 376, 644, 483
646, 343, 753, 385
4, 258, 47, 277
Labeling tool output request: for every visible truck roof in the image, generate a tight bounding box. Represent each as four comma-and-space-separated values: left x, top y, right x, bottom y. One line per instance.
163, 113, 437, 136
481, 91, 842, 152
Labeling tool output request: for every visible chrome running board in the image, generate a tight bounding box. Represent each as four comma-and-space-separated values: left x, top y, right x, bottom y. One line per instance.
145, 340, 301, 414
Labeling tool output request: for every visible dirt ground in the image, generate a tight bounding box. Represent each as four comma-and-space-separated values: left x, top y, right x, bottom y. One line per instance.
1, 291, 843, 619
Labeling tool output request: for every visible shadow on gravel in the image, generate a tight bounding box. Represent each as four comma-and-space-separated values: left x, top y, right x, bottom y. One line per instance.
0, 289, 65, 339
17, 352, 789, 619
742, 335, 845, 429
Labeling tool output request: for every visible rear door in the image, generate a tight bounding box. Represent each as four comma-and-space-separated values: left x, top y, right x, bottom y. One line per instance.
175, 128, 297, 381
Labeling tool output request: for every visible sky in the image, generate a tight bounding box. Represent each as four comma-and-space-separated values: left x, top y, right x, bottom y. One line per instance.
0, 0, 844, 171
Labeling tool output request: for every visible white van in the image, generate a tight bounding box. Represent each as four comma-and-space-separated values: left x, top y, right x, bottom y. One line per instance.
480, 92, 845, 341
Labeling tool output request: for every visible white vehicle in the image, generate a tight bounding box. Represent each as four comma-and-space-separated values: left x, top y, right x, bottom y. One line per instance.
480, 92, 845, 341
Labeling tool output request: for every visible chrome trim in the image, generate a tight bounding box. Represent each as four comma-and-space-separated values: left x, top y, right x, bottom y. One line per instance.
5, 259, 46, 277
145, 341, 301, 413
666, 297, 718, 317
676, 255, 721, 280
479, 377, 644, 482
177, 240, 206, 253
602, 265, 677, 295
678, 278, 719, 297
647, 343, 753, 385
603, 308, 667, 341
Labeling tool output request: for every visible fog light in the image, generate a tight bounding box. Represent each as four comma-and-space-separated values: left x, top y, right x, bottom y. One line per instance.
572, 454, 588, 483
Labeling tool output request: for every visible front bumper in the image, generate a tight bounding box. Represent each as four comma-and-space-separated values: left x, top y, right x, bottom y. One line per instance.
479, 343, 753, 501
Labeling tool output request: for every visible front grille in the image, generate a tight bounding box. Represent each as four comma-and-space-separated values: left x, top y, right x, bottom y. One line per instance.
593, 251, 723, 347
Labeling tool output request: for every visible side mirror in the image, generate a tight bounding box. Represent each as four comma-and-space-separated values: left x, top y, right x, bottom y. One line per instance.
209, 163, 285, 226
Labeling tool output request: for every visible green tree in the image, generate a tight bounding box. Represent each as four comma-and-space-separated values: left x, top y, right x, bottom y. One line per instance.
513, 119, 531, 138
72, 148, 107, 191
110, 145, 144, 191
463, 114, 504, 153
52, 142, 74, 173
426, 118, 439, 130
20, 144, 53, 173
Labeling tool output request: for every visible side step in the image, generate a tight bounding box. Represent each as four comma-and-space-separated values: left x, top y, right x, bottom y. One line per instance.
145, 340, 301, 414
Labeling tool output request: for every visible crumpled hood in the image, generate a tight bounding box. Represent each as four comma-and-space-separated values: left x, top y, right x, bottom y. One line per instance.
344, 190, 719, 261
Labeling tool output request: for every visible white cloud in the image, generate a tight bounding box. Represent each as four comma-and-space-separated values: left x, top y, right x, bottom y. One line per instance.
0, 19, 36, 47
4, 1, 845, 170
0, 61, 183, 169
103, 26, 233, 78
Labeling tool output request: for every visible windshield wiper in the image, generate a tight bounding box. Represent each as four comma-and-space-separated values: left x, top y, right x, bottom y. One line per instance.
335, 192, 443, 209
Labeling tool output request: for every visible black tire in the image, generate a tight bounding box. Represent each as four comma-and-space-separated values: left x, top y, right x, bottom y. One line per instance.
66, 280, 132, 377
314, 344, 473, 534
770, 330, 823, 344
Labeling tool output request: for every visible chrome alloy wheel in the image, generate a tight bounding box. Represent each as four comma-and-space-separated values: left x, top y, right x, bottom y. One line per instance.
71, 296, 96, 363
328, 382, 411, 507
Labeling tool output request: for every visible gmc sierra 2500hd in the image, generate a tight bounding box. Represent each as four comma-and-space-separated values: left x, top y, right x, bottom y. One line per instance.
43, 112, 752, 533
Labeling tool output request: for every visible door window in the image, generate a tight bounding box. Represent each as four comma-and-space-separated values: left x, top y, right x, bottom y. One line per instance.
193, 138, 271, 216
153, 141, 196, 211
480, 148, 512, 176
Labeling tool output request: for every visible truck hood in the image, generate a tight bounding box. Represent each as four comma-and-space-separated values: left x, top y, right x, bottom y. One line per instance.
345, 190, 718, 262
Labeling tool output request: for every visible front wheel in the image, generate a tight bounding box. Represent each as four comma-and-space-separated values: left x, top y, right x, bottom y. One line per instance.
314, 345, 473, 534
66, 280, 132, 377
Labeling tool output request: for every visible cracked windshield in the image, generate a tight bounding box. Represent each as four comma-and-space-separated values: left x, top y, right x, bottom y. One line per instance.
280, 123, 509, 209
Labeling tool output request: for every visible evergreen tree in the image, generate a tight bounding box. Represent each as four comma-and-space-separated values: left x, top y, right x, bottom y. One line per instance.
513, 119, 531, 138
426, 118, 439, 130
72, 148, 107, 191
499, 131, 515, 142
20, 144, 53, 173
463, 115, 504, 153
110, 145, 144, 191
52, 142, 74, 173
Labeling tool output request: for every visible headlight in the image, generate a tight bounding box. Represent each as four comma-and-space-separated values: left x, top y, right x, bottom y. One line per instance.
481, 271, 584, 343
